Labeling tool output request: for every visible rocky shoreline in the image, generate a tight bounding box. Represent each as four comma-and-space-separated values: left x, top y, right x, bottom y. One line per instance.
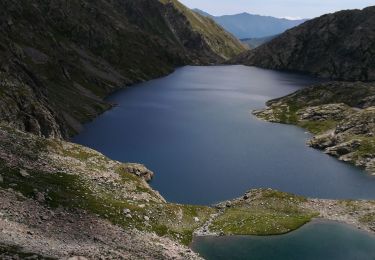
194, 189, 375, 238
253, 81, 375, 175
0, 123, 374, 259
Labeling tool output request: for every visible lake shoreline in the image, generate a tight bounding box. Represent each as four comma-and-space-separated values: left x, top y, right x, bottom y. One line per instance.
70, 66, 375, 258
253, 81, 375, 175
191, 219, 375, 260
74, 66, 375, 204
191, 189, 375, 240
192, 218, 375, 241
1, 65, 375, 258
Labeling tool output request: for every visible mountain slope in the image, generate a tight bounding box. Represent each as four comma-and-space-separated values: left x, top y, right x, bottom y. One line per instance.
241, 35, 278, 48
0, 0, 246, 139
234, 6, 375, 81
161, 0, 247, 60
194, 9, 307, 39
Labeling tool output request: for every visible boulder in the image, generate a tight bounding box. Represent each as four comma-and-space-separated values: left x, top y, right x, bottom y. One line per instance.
122, 163, 154, 182
325, 140, 361, 157
19, 169, 30, 177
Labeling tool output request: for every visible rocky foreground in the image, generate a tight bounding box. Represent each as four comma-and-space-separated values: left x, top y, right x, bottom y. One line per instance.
254, 81, 375, 174
0, 123, 374, 259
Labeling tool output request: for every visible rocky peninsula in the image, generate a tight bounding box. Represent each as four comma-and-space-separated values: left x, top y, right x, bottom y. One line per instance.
254, 81, 375, 174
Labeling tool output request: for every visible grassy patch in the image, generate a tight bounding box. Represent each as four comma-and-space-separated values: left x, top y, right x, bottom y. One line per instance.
267, 103, 299, 124
359, 213, 375, 225
210, 189, 317, 236
355, 137, 375, 157
298, 120, 338, 135
210, 209, 313, 235
0, 158, 213, 245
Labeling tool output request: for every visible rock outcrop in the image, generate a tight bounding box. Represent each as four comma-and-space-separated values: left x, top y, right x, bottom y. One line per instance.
0, 0, 246, 138
253, 81, 375, 174
233, 6, 375, 81
121, 163, 155, 182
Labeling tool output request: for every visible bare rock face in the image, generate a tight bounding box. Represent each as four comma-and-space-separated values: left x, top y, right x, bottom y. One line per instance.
335, 107, 375, 136
0, 71, 68, 138
68, 257, 88, 260
234, 6, 375, 81
297, 104, 354, 122
324, 139, 362, 157
122, 163, 155, 182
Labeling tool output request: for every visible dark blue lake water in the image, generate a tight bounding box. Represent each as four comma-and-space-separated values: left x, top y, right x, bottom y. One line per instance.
74, 65, 375, 205
191, 221, 375, 260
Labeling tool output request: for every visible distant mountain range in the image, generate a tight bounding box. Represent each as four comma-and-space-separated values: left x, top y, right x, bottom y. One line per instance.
194, 9, 307, 39
233, 6, 375, 81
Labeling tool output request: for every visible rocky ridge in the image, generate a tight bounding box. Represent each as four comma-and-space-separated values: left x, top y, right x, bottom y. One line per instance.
233, 6, 375, 81
253, 81, 375, 174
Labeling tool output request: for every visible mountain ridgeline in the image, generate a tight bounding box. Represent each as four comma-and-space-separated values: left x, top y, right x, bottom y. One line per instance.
194, 9, 307, 39
0, 0, 246, 139
233, 6, 375, 81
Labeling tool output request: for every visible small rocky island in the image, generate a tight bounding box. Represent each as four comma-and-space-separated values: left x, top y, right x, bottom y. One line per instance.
253, 82, 375, 174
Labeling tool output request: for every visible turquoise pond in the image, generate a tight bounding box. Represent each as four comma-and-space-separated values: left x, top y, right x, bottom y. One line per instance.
191, 221, 375, 260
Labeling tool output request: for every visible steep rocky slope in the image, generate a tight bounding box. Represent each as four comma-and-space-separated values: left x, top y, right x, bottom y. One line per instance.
161, 0, 247, 60
234, 6, 375, 81
241, 35, 278, 48
253, 82, 375, 174
0, 0, 246, 139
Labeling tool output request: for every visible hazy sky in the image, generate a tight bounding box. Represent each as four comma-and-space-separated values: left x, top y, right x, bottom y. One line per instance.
179, 0, 374, 19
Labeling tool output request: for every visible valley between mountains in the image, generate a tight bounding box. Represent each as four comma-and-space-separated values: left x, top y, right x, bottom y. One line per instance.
0, 0, 375, 259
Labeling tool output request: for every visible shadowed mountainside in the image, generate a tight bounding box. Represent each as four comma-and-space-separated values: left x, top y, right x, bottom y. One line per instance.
233, 6, 375, 81
0, 0, 246, 139
241, 35, 278, 48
